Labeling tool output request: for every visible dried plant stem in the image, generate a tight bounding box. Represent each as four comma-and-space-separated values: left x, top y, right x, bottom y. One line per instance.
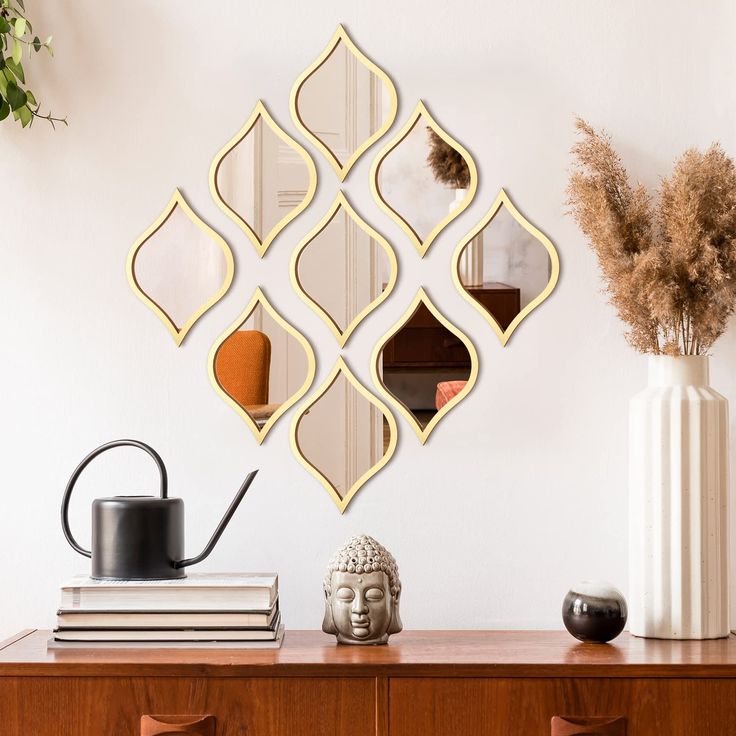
567, 119, 736, 356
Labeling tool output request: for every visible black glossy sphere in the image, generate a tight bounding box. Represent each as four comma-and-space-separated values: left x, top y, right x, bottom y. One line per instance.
562, 582, 627, 643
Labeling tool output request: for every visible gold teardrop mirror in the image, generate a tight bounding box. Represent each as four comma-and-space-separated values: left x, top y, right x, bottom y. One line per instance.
370, 102, 478, 257
290, 25, 398, 180
209, 288, 316, 443
209, 101, 317, 257
291, 358, 397, 513
127, 189, 234, 346
452, 189, 560, 345
371, 289, 478, 443
291, 192, 398, 346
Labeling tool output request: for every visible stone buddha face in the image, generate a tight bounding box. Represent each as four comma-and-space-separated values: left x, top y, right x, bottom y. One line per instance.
322, 535, 402, 645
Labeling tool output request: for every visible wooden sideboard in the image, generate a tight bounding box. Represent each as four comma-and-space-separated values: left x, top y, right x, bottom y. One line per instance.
2, 629, 736, 734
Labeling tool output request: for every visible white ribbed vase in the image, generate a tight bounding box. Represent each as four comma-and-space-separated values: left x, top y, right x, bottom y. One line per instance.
629, 355, 729, 639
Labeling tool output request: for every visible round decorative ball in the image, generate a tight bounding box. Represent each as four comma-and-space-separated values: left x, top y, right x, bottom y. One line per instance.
562, 581, 627, 643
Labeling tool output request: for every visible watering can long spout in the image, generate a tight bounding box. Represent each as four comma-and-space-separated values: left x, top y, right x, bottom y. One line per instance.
175, 469, 259, 569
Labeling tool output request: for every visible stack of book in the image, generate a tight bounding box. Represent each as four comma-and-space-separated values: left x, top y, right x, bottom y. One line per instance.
50, 573, 282, 648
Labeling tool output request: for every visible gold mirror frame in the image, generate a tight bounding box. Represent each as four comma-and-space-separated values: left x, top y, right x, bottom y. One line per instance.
289, 25, 398, 181
452, 189, 560, 346
209, 101, 318, 258
208, 287, 316, 443
371, 288, 479, 444
126, 188, 234, 347
290, 357, 398, 513
290, 191, 398, 347
370, 101, 478, 257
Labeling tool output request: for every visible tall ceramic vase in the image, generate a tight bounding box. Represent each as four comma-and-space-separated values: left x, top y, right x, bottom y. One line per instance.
629, 355, 729, 639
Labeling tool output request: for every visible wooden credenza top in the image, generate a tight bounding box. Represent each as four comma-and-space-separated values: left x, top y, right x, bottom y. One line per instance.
3, 629, 736, 678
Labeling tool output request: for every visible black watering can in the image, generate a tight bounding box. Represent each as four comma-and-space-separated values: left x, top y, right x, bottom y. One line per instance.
61, 439, 258, 580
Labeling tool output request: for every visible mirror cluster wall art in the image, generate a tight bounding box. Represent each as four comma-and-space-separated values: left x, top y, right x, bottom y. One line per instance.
127, 189, 234, 346
125, 24, 560, 513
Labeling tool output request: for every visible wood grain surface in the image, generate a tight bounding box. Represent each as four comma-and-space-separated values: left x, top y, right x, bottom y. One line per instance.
0, 676, 375, 736
390, 678, 736, 735
2, 629, 736, 678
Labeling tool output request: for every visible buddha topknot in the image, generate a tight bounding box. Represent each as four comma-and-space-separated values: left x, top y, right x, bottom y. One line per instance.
323, 534, 401, 598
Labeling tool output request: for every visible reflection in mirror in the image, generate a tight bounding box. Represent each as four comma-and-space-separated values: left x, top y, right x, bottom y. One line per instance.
291, 358, 397, 513
290, 25, 398, 180
209, 289, 316, 443
209, 101, 317, 257
371, 290, 478, 443
370, 101, 477, 257
291, 192, 397, 346
453, 189, 560, 345
127, 189, 234, 346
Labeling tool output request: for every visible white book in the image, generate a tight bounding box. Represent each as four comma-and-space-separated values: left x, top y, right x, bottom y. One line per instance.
48, 625, 285, 649
59, 573, 278, 612
54, 614, 282, 642
56, 604, 278, 630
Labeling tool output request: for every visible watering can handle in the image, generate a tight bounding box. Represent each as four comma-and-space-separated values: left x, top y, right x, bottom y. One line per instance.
60, 439, 168, 558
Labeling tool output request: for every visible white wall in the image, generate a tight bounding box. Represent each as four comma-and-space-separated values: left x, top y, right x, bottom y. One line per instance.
3, 0, 736, 639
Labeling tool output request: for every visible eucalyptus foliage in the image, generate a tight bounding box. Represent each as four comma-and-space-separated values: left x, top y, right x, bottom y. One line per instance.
0, 0, 65, 128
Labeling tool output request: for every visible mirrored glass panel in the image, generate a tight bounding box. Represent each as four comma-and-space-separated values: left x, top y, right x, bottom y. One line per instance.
371, 102, 477, 256
453, 190, 560, 345
290, 25, 397, 180
210, 101, 317, 257
291, 359, 397, 513
291, 193, 397, 346
127, 189, 234, 346
371, 290, 478, 443
209, 289, 315, 443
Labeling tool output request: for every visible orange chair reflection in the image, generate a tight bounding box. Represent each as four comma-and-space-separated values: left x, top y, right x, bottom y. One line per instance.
215, 330, 271, 407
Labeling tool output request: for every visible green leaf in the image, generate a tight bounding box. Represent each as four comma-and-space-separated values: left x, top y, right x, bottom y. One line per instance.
5, 56, 23, 82
17, 104, 30, 126
24, 87, 35, 106
14, 17, 26, 37
32, 35, 40, 52
0, 98, 9, 121
16, 0, 25, 9
5, 80, 26, 110
0, 16, 10, 33
0, 71, 8, 96
11, 37, 21, 64
0, 56, 4, 70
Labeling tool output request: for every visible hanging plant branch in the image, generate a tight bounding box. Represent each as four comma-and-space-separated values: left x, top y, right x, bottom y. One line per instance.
0, 0, 65, 128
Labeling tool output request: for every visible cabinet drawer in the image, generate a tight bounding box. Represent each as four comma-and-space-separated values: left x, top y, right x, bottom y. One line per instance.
0, 676, 376, 736
389, 677, 736, 735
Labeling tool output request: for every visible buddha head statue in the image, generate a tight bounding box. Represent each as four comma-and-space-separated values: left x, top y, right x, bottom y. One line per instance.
322, 534, 402, 645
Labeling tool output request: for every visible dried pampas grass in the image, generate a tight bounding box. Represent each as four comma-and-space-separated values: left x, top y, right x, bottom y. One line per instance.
567, 118, 736, 355
426, 128, 470, 188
